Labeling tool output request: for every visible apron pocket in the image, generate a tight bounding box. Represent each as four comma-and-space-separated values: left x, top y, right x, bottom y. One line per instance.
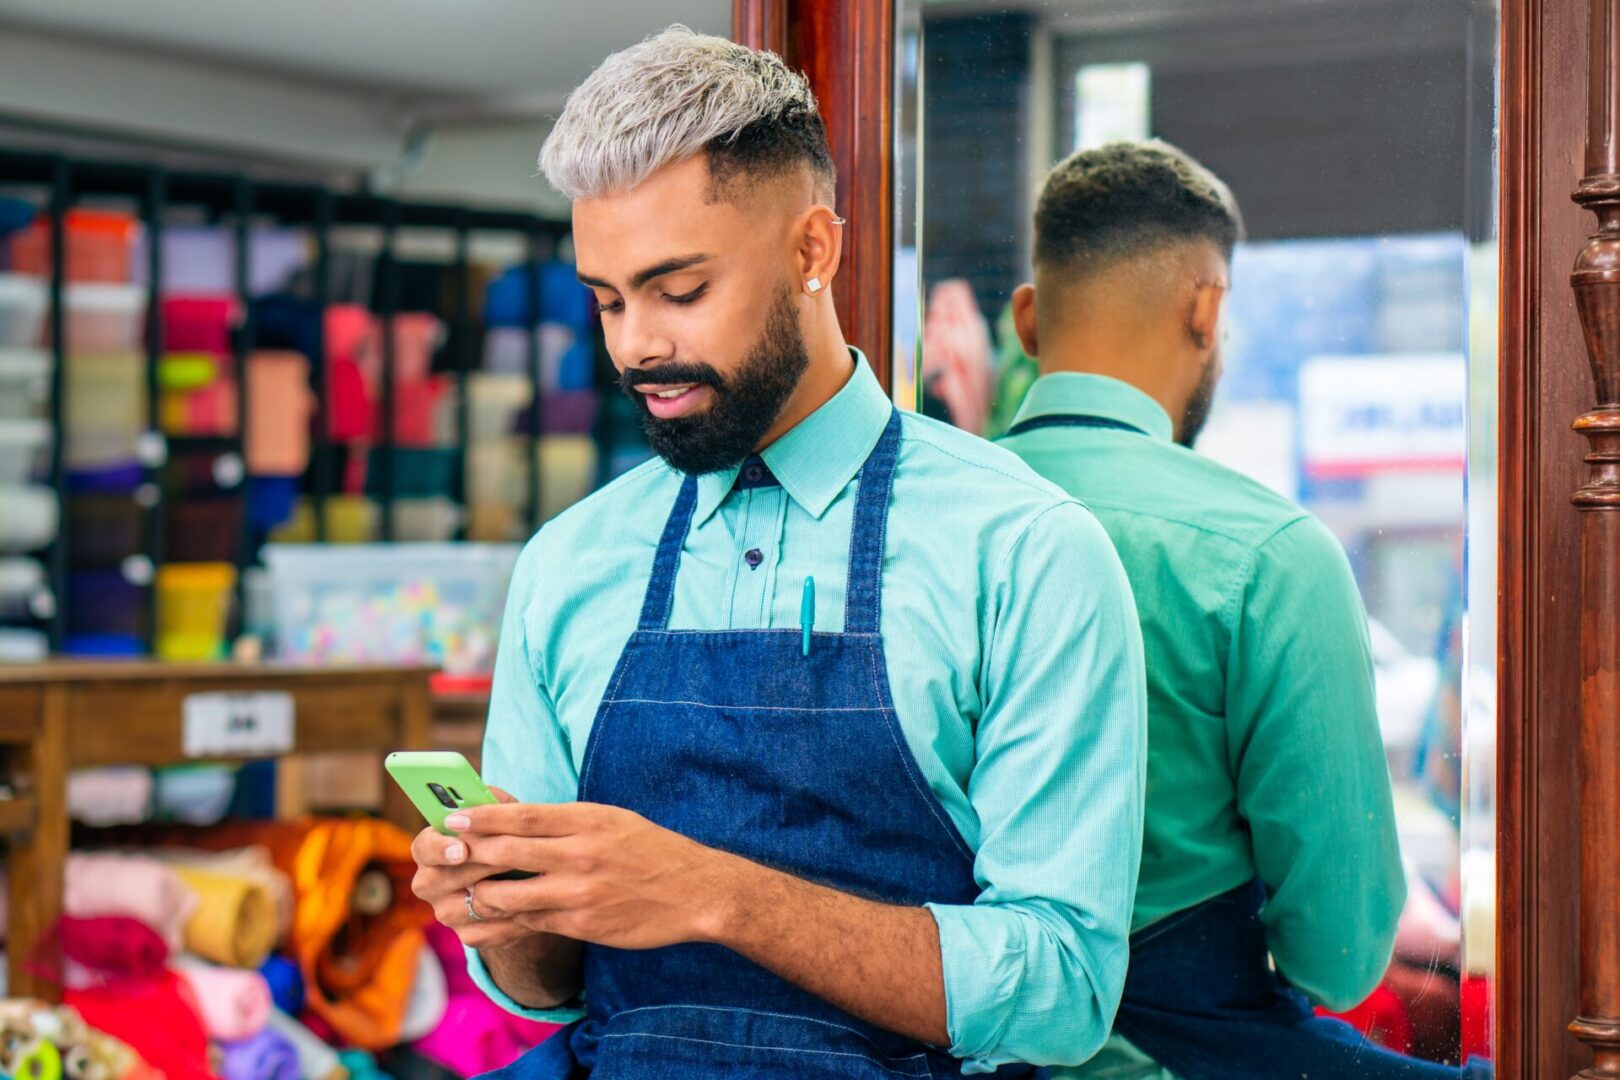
592, 1004, 937, 1079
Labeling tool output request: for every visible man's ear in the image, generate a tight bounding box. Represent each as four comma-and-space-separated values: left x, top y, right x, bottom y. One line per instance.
1188, 280, 1226, 352
797, 204, 844, 295
1011, 283, 1039, 358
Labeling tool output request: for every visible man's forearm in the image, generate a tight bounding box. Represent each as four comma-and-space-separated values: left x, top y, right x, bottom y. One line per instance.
701, 851, 951, 1048
479, 931, 585, 1010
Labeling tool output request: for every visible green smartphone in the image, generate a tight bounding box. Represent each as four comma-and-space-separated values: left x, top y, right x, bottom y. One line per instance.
385, 750, 536, 880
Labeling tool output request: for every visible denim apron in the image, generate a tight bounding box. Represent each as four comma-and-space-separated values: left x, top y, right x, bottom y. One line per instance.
1115, 879, 1493, 1079
487, 411, 1042, 1079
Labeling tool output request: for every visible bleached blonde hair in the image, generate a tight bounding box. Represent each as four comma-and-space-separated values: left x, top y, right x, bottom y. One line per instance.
539, 25, 833, 202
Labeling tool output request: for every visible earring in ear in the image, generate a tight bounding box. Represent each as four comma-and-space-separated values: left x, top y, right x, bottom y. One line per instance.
806, 277, 823, 294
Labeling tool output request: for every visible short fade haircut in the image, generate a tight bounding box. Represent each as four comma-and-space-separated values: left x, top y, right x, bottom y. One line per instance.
540, 25, 836, 204
1034, 140, 1244, 276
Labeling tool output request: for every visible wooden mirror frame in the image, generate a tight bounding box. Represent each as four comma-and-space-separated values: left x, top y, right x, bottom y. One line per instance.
737, 0, 1608, 1074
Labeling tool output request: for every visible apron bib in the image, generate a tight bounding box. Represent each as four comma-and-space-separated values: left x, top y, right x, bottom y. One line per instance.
485, 412, 1042, 1079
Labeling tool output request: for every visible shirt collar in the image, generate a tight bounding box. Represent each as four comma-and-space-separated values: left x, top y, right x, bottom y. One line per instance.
1010, 372, 1175, 443
694, 349, 890, 525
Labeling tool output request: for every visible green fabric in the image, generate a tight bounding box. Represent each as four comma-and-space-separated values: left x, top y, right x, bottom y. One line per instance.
470, 355, 1149, 1071
1003, 373, 1405, 1076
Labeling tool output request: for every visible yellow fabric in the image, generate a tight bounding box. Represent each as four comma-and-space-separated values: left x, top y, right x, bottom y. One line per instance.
172, 865, 278, 969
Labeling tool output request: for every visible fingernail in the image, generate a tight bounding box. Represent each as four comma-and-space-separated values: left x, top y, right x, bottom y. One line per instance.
446, 814, 470, 831
446, 843, 465, 862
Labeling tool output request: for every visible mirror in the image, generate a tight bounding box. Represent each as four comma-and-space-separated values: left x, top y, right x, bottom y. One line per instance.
898, 0, 1499, 1067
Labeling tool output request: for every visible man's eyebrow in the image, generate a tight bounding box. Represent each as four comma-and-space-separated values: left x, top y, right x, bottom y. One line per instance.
577, 253, 714, 292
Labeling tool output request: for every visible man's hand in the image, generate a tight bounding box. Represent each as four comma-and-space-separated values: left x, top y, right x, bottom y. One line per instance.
408, 786, 534, 950
444, 800, 738, 949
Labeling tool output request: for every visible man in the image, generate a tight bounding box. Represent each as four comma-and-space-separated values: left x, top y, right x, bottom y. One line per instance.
1003, 141, 1488, 1079
409, 28, 1148, 1078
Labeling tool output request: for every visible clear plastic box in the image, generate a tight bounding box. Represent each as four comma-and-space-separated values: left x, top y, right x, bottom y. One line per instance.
262, 542, 520, 674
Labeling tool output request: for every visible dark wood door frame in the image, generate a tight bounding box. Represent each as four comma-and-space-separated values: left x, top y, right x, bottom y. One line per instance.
739, 0, 1610, 1075
733, 0, 894, 393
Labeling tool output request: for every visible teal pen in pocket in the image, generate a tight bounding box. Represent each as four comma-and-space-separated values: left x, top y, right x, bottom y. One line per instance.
801, 576, 815, 656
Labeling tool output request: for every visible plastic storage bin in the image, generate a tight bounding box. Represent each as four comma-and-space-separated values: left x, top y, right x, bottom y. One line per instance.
0, 419, 52, 485
0, 349, 51, 419
268, 496, 378, 545
264, 543, 519, 673
134, 226, 308, 296
155, 562, 236, 660
10, 210, 139, 283
0, 275, 46, 347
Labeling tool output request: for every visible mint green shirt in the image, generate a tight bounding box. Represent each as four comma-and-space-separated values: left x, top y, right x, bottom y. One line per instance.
471, 355, 1148, 1071
1001, 373, 1405, 1079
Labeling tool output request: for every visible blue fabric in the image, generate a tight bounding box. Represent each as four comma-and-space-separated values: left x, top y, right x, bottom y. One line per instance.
483, 412, 1041, 1080
260, 955, 306, 1016
484, 263, 596, 330
1115, 879, 1491, 1080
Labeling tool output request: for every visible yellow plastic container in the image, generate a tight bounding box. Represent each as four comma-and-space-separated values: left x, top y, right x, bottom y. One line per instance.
268, 496, 378, 544
156, 562, 236, 660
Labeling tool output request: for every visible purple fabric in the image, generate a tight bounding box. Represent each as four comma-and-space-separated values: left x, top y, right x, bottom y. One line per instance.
220, 1027, 300, 1080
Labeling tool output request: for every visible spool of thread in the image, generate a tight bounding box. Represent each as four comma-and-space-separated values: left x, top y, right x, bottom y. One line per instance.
350, 869, 393, 918
171, 867, 278, 969
14, 1038, 61, 1080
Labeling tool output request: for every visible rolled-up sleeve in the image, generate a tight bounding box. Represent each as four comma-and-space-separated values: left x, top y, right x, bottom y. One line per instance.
926, 501, 1148, 1071
464, 535, 587, 1023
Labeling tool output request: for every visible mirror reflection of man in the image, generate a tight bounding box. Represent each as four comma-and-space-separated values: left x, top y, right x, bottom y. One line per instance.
408, 28, 1150, 1079
1004, 141, 1489, 1080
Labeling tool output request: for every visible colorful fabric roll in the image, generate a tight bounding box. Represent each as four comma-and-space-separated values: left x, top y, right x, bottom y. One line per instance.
220, 1027, 298, 1080
412, 992, 560, 1078
66, 767, 153, 827
176, 958, 273, 1042
63, 854, 196, 954
152, 847, 294, 946
193, 818, 431, 1049
152, 766, 238, 826
171, 866, 278, 969
59, 915, 168, 981
258, 955, 305, 1017
64, 969, 213, 1080
337, 1049, 389, 1080
397, 933, 448, 1043
262, 1009, 344, 1080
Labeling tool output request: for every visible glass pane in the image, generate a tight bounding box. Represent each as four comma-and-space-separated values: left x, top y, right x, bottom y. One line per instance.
900, 0, 1499, 1066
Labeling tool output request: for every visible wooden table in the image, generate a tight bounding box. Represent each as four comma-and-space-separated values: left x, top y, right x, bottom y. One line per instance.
0, 660, 435, 1000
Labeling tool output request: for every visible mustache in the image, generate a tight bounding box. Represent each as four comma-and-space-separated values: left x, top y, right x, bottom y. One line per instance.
620, 363, 726, 393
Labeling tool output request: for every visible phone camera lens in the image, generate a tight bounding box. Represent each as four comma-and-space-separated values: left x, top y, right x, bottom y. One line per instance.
427, 782, 457, 809
448, 787, 462, 802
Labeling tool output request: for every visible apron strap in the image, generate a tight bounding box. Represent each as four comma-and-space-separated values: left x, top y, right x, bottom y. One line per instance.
844, 410, 903, 635
637, 473, 700, 632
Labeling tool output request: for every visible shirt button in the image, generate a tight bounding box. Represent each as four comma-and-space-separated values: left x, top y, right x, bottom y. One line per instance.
744, 548, 764, 569
744, 464, 764, 483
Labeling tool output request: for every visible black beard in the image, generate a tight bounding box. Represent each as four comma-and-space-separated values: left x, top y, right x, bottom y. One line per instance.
620, 286, 810, 475
1178, 353, 1220, 449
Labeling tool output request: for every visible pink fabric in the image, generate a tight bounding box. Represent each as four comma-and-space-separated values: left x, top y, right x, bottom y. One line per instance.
412, 992, 560, 1077
413, 924, 559, 1075
920, 279, 997, 436
65, 853, 196, 953
178, 959, 274, 1042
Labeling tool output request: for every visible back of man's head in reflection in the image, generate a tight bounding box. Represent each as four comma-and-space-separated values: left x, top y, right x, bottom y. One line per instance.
1011, 140, 1245, 448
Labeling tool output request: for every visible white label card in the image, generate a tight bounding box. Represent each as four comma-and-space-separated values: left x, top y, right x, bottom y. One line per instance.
181, 691, 296, 758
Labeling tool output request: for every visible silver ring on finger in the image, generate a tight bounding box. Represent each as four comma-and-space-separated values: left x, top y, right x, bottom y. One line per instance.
465, 885, 487, 923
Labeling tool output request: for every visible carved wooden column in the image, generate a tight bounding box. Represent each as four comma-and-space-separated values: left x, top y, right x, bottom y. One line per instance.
1571, 2, 1620, 1077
